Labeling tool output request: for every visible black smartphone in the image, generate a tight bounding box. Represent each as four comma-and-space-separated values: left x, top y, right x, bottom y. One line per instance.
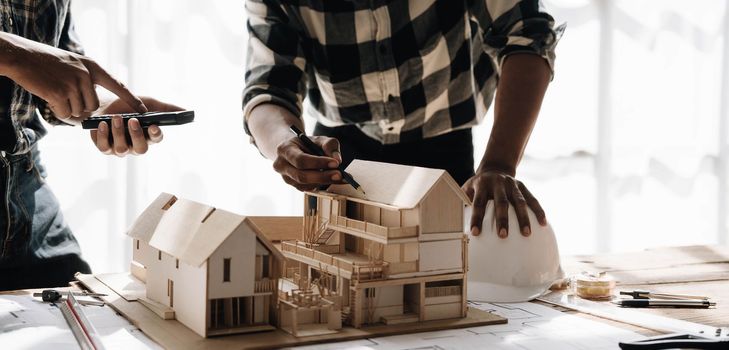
81, 110, 195, 130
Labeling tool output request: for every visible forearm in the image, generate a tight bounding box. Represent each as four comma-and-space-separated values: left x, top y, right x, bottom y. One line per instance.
0, 32, 26, 76
247, 103, 303, 160
479, 53, 551, 176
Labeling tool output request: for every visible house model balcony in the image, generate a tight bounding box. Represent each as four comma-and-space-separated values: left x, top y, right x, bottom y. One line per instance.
281, 241, 388, 281
282, 160, 472, 328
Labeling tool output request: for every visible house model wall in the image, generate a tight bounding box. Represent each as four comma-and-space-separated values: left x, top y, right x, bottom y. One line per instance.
127, 193, 284, 337
280, 160, 472, 328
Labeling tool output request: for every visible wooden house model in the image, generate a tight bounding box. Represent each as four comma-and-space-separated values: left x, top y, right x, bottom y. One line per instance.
280, 160, 472, 329
127, 193, 284, 337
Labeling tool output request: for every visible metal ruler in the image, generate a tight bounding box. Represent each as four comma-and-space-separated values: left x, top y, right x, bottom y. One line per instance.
58, 293, 106, 350
538, 292, 729, 340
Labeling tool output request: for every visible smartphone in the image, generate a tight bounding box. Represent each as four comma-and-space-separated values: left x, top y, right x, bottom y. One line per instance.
81, 110, 195, 129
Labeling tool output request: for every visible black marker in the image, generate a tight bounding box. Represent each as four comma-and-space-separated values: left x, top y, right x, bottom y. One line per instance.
289, 125, 366, 196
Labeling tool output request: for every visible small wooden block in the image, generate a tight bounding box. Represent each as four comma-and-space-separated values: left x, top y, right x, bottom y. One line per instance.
282, 324, 341, 337
382, 313, 419, 325
138, 296, 176, 320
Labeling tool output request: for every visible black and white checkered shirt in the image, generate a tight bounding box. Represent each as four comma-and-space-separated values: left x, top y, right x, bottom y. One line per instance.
243, 0, 563, 145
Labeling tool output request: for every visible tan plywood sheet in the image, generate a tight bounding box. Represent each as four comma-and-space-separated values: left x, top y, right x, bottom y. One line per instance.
182, 209, 245, 267
562, 245, 729, 285
147, 198, 217, 265
127, 192, 177, 241
327, 160, 470, 208
148, 199, 244, 267
246, 216, 302, 242
96, 272, 146, 301
77, 273, 506, 350
136, 195, 286, 269
564, 245, 729, 271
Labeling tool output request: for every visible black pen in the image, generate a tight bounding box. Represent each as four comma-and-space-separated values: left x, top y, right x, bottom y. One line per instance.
289, 125, 366, 196
614, 299, 716, 308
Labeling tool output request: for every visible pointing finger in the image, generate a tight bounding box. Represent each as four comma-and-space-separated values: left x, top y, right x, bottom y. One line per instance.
86, 60, 147, 113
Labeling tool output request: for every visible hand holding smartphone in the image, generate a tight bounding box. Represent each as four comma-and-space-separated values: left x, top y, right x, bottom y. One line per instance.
81, 110, 195, 130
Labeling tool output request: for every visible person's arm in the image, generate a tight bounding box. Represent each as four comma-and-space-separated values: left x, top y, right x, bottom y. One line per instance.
465, 54, 550, 237
243, 0, 342, 191
57, 7, 181, 157
0, 31, 146, 121
0, 8, 178, 157
465, 0, 563, 237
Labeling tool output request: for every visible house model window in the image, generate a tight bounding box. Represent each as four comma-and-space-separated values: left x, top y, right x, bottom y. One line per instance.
223, 258, 231, 282
261, 256, 270, 278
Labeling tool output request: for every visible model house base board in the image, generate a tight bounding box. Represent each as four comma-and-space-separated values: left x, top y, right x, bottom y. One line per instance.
77, 273, 506, 350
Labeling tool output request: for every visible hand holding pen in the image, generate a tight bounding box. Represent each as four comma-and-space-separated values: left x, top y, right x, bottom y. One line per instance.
270, 124, 344, 192
289, 125, 365, 195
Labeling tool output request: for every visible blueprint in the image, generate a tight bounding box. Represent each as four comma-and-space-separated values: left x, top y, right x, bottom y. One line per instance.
291, 301, 645, 350
0, 294, 159, 350
1, 293, 645, 349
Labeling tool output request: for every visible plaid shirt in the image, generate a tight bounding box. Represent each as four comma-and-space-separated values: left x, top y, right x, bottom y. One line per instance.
243, 0, 564, 145
0, 0, 82, 154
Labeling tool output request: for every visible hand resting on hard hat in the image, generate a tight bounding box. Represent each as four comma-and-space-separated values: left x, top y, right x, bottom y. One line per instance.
467, 200, 564, 302
462, 171, 546, 239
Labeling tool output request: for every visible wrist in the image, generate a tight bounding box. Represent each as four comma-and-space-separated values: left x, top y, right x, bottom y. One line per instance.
248, 103, 301, 160
476, 161, 516, 177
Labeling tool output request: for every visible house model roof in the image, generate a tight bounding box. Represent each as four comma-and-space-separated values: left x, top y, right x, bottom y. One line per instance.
326, 160, 472, 209
127, 193, 283, 267
127, 192, 177, 242
247, 216, 302, 242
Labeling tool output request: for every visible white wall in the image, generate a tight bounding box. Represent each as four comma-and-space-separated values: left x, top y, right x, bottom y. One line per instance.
43, 0, 304, 274
36, 1, 729, 275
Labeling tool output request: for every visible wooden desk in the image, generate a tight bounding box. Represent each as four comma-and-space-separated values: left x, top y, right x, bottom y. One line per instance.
550, 245, 729, 335
4, 245, 727, 348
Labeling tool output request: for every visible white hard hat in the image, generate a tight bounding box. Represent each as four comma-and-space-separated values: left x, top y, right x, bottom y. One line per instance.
467, 201, 564, 302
